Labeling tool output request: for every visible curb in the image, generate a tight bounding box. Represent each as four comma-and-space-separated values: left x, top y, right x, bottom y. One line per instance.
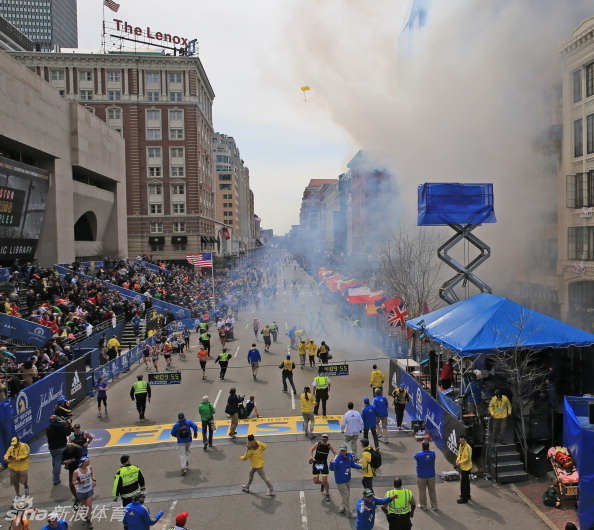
509, 483, 559, 530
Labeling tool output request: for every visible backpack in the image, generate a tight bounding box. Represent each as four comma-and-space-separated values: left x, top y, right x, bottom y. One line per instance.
178, 421, 190, 438
368, 447, 382, 470
542, 487, 560, 508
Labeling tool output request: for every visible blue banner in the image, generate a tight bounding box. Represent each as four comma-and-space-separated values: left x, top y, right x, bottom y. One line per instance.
12, 368, 67, 442
152, 298, 191, 319
438, 390, 461, 418
0, 267, 11, 283
0, 313, 53, 347
107, 282, 146, 304
92, 335, 155, 385
400, 370, 445, 452
140, 261, 172, 275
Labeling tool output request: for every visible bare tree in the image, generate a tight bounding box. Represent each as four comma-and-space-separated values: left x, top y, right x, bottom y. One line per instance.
378, 225, 444, 316
492, 310, 549, 466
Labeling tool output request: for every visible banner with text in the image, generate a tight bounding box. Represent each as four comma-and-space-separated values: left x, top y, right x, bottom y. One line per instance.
0, 156, 50, 262
0, 312, 54, 347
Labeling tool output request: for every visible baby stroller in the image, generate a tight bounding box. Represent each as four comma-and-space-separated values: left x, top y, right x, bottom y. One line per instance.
225, 325, 235, 342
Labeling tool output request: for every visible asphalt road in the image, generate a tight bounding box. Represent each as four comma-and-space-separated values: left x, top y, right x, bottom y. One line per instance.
0, 260, 548, 529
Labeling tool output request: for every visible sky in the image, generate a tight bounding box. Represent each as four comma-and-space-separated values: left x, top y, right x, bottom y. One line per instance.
77, 0, 410, 235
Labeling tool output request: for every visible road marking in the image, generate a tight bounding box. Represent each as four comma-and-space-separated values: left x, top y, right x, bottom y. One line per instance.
160, 500, 177, 530
234, 346, 240, 358
213, 388, 222, 409
291, 389, 295, 410
285, 321, 288, 329
299, 490, 308, 530
244, 322, 249, 329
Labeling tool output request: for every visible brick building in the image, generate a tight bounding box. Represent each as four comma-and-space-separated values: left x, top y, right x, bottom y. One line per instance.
9, 50, 216, 259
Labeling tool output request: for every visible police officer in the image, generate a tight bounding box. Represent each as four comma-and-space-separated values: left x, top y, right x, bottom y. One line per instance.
199, 329, 211, 356
215, 348, 231, 380
113, 455, 146, 507
279, 354, 297, 394
270, 321, 278, 342
382, 477, 416, 529
130, 375, 151, 420
313, 373, 330, 417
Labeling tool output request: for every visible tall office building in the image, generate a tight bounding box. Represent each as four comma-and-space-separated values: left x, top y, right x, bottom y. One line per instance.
0, 0, 77, 51
10, 50, 217, 259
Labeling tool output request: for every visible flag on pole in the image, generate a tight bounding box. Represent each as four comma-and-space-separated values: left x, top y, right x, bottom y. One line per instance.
387, 304, 409, 327
186, 253, 213, 268
104, 0, 120, 13
221, 227, 230, 240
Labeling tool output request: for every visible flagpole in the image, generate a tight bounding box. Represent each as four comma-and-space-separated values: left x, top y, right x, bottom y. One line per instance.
101, 0, 105, 53
210, 256, 215, 314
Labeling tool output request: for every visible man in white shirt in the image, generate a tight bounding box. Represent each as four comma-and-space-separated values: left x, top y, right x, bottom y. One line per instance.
341, 401, 364, 460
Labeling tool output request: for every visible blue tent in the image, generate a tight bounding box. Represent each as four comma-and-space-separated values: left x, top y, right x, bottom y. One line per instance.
407, 293, 594, 355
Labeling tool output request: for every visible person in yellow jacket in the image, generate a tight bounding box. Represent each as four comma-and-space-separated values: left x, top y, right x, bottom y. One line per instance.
455, 435, 472, 504
239, 435, 276, 496
106, 335, 120, 352
306, 339, 317, 367
300, 386, 316, 438
4, 436, 30, 498
382, 476, 416, 527
489, 390, 512, 444
298, 340, 307, 369
369, 365, 385, 394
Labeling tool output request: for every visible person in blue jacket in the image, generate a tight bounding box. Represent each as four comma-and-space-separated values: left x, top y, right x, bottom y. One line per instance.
170, 412, 198, 476
372, 389, 390, 444
247, 343, 261, 379
123, 492, 164, 530
361, 398, 380, 449
329, 443, 362, 519
355, 488, 397, 530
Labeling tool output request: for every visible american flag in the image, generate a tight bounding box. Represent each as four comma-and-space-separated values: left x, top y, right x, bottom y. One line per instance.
104, 0, 120, 13
186, 253, 213, 268
387, 304, 409, 328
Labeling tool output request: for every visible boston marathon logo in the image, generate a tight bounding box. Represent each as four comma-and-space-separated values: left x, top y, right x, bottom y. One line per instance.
14, 393, 33, 439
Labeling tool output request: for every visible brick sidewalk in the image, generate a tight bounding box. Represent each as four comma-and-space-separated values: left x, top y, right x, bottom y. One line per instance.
514, 475, 579, 529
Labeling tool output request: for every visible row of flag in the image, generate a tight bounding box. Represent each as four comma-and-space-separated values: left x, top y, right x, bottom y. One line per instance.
318, 268, 430, 329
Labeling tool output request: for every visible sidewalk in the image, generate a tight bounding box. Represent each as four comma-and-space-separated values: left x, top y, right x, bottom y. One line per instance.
513, 475, 579, 529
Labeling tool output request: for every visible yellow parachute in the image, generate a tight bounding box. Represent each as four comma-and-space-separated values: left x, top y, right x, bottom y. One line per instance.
300, 85, 310, 101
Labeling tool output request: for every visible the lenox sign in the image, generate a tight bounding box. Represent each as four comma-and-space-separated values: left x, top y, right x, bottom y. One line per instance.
114, 19, 189, 46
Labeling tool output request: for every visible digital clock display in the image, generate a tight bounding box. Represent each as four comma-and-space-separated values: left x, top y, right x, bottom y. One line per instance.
148, 371, 181, 385
318, 364, 349, 376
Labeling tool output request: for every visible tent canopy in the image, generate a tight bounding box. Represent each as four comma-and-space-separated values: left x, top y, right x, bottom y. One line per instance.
407, 293, 594, 355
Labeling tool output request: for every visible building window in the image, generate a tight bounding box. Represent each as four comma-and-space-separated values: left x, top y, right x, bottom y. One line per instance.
574, 69, 583, 103
147, 128, 162, 140
107, 108, 121, 120
219, 184, 232, 190
148, 147, 162, 159
148, 166, 162, 177
219, 174, 232, 181
169, 91, 183, 102
147, 109, 161, 122
169, 110, 183, 121
570, 171, 594, 208
150, 222, 163, 233
107, 70, 121, 82
147, 91, 160, 102
79, 90, 93, 101
588, 114, 594, 155
173, 222, 186, 232
568, 226, 594, 261
146, 72, 160, 83
171, 184, 185, 195
149, 203, 163, 215
227, 220, 233, 225
172, 243, 186, 251
172, 203, 186, 214
170, 147, 184, 159
148, 184, 162, 195
169, 128, 184, 140
216, 155, 230, 163
59, 90, 66, 97
171, 166, 185, 177
50, 69, 64, 81
108, 90, 121, 101
587, 62, 594, 98
79, 71, 93, 82
575, 118, 584, 157
169, 73, 182, 84
150, 243, 164, 252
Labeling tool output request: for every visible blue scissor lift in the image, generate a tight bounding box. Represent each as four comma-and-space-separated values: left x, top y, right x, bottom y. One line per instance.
418, 183, 497, 305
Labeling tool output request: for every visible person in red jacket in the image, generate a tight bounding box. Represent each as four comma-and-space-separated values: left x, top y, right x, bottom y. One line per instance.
440, 358, 455, 390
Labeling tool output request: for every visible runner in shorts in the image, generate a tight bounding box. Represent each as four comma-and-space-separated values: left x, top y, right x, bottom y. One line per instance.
141, 342, 151, 370
72, 457, 95, 528
151, 348, 160, 372
163, 342, 172, 369
197, 347, 209, 380
309, 434, 337, 503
